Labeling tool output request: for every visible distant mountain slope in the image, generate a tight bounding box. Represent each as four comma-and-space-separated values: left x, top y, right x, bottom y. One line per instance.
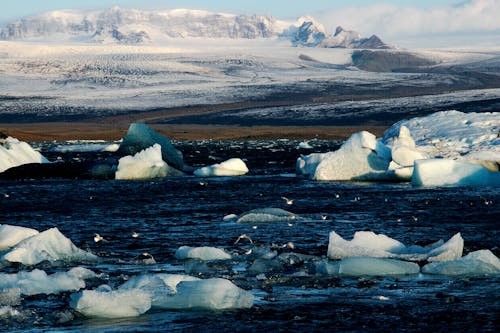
0, 7, 390, 49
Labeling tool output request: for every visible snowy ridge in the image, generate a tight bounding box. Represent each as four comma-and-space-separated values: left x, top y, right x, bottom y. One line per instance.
0, 7, 388, 48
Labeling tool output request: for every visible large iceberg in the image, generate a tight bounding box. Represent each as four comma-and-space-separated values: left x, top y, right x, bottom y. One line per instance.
422, 250, 500, 276
175, 246, 232, 261
118, 123, 190, 172
70, 287, 151, 318
0, 267, 96, 296
296, 131, 391, 180
0, 224, 39, 251
317, 257, 420, 276
194, 158, 249, 177
327, 230, 463, 262
0, 135, 49, 173
1, 227, 98, 266
115, 144, 169, 180
412, 158, 500, 186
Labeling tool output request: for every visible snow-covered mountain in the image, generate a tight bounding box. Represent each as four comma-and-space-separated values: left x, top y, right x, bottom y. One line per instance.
0, 7, 389, 48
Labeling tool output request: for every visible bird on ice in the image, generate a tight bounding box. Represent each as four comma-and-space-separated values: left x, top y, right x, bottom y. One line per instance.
281, 196, 294, 205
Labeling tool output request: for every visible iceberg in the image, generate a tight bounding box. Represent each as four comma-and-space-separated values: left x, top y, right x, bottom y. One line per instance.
175, 246, 232, 261
296, 131, 391, 180
327, 230, 463, 262
411, 158, 500, 186
0, 224, 39, 251
422, 250, 500, 276
151, 278, 254, 310
0, 135, 49, 174
115, 144, 169, 180
70, 288, 151, 318
194, 158, 249, 177
0, 267, 95, 296
1, 227, 98, 266
118, 123, 189, 172
386, 126, 426, 181
317, 257, 420, 276
235, 208, 301, 223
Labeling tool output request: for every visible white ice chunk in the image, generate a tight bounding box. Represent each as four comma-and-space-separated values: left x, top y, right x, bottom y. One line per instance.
0, 136, 49, 173
422, 250, 500, 276
70, 288, 151, 318
0, 267, 95, 296
327, 230, 463, 262
317, 257, 420, 276
0, 224, 39, 251
115, 144, 169, 180
298, 141, 313, 149
118, 123, 187, 172
296, 131, 391, 180
0, 306, 21, 319
175, 246, 232, 260
151, 278, 254, 310
194, 158, 249, 177
412, 158, 500, 186
1, 227, 98, 265
236, 208, 300, 223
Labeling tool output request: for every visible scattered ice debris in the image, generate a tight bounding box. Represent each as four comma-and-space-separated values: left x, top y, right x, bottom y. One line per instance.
1, 227, 98, 266
422, 250, 500, 276
317, 257, 420, 276
0, 135, 49, 173
175, 246, 232, 261
327, 230, 463, 262
194, 158, 249, 177
297, 141, 313, 149
0, 224, 39, 251
235, 208, 301, 223
412, 159, 500, 186
296, 131, 391, 180
115, 144, 170, 180
0, 267, 96, 296
70, 287, 152, 318
118, 123, 190, 172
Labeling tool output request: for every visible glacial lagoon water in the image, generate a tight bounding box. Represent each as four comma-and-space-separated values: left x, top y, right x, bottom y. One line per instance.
1, 140, 499, 332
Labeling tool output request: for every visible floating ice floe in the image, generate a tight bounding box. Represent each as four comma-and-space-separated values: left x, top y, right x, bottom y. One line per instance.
317, 257, 420, 276
149, 277, 254, 310
296, 131, 391, 180
194, 158, 249, 177
422, 250, 500, 276
234, 208, 301, 223
0, 267, 96, 296
115, 144, 169, 180
412, 158, 500, 186
70, 287, 152, 318
175, 246, 232, 260
118, 123, 190, 172
327, 230, 463, 262
1, 227, 98, 266
298, 141, 313, 149
0, 135, 49, 174
0, 224, 39, 251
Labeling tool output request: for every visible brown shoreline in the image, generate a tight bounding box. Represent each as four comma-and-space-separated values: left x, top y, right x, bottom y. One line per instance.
0, 122, 387, 141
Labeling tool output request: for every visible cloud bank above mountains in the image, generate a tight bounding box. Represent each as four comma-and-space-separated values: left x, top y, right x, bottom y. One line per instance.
316, 0, 500, 47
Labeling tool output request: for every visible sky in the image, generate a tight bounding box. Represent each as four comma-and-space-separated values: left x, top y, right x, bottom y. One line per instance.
1, 0, 499, 47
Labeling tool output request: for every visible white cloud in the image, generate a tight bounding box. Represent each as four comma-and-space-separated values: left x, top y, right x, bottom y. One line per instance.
316, 0, 500, 44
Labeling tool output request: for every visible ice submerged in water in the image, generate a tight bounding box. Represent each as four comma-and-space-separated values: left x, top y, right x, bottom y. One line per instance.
1, 226, 97, 266
422, 250, 500, 276
194, 158, 249, 177
70, 275, 254, 318
317, 257, 420, 277
327, 230, 463, 262
224, 208, 301, 223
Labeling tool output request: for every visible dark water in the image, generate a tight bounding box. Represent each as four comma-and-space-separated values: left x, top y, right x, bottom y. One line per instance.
1, 140, 499, 332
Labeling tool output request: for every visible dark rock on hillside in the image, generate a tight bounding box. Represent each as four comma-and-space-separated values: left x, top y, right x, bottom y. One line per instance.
352, 50, 437, 72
